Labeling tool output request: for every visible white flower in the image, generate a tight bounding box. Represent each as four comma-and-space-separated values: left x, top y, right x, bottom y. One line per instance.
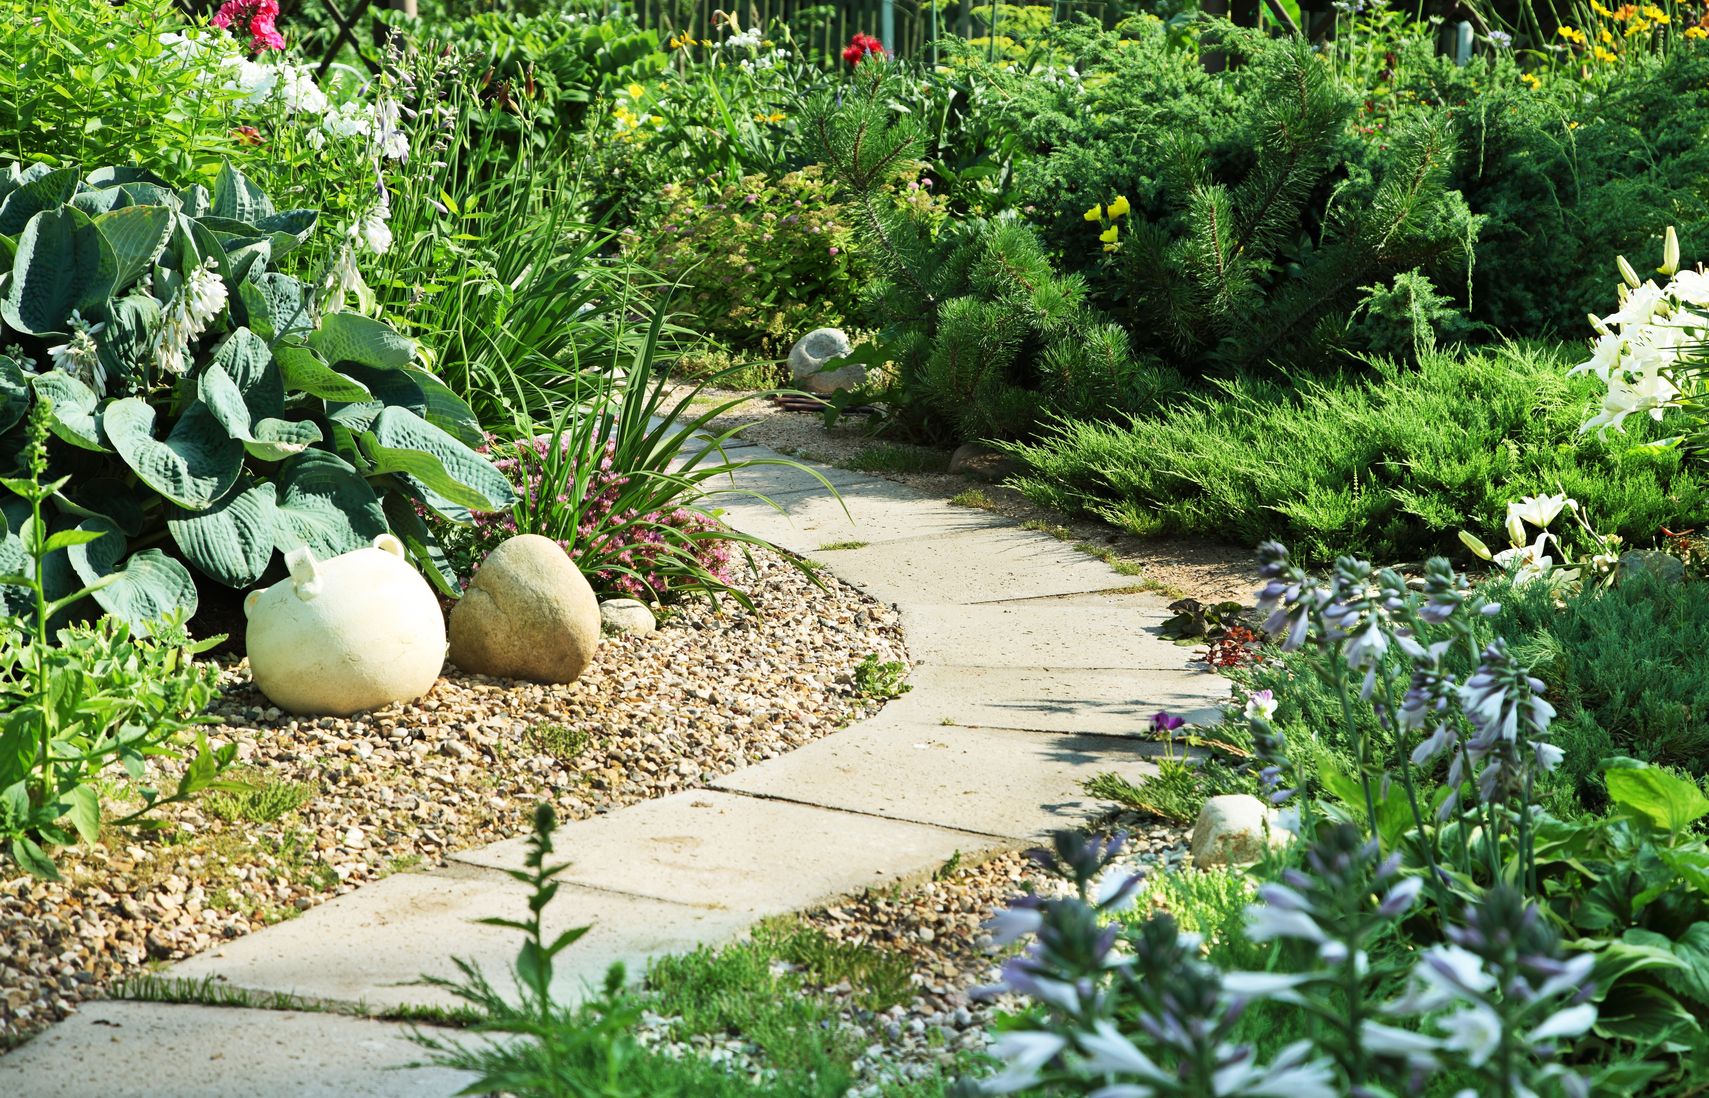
1220, 971, 1314, 1000
985, 1031, 1067, 1095
1569, 332, 1625, 382
45, 310, 107, 395
1528, 1001, 1597, 1043
223, 56, 278, 102
1604, 280, 1666, 328
1359, 1019, 1441, 1065
277, 64, 328, 114
1504, 493, 1572, 545
1533, 739, 1565, 771
1439, 1003, 1503, 1067
1077, 1020, 1169, 1080
1344, 621, 1389, 670
986, 906, 1042, 947
1493, 533, 1555, 586
1243, 689, 1278, 722
1399, 944, 1496, 1012
372, 99, 409, 160
1668, 267, 1709, 306
350, 206, 392, 256
1534, 953, 1596, 1001
154, 260, 227, 377
322, 101, 373, 141
1244, 904, 1325, 944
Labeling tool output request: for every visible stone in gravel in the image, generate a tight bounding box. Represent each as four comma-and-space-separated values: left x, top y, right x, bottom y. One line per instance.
947, 442, 1018, 483
450, 535, 600, 684
600, 598, 657, 636
1618, 549, 1685, 586
788, 327, 861, 395
1189, 794, 1289, 868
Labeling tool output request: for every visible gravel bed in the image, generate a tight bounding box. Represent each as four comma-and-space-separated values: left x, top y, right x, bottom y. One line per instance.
633, 817, 1194, 1094
0, 546, 904, 1049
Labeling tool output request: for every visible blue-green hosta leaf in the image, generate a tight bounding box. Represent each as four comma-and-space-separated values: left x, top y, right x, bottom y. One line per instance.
272, 449, 387, 558
240, 273, 313, 342
55, 477, 146, 537
69, 188, 119, 217
208, 327, 284, 416
30, 371, 107, 452
1, 206, 119, 335
275, 345, 371, 402
0, 354, 26, 435
94, 204, 174, 291
199, 363, 321, 461
367, 406, 514, 511
0, 527, 28, 616
403, 366, 485, 449
103, 398, 243, 509
0, 166, 79, 236
254, 209, 317, 258
167, 481, 278, 588
65, 515, 199, 634
95, 293, 161, 393
85, 166, 172, 189
309, 311, 417, 370
210, 161, 274, 224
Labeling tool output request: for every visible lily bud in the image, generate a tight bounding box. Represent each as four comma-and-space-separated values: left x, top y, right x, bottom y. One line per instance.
1660, 226, 1680, 277
1587, 312, 1610, 336
1617, 254, 1641, 289
1459, 530, 1494, 561
1506, 513, 1528, 547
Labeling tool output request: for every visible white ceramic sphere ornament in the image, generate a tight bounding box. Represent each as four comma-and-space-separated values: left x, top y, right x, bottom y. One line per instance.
244, 534, 446, 716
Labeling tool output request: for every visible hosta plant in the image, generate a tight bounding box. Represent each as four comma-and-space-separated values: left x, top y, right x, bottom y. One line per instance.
0, 160, 513, 632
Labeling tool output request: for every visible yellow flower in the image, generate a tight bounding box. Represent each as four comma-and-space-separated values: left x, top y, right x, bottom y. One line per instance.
1641, 4, 1667, 19
627, 83, 647, 101
1590, 0, 1613, 14
1083, 203, 1104, 222
754, 111, 787, 123
1688, 23, 1708, 37
1098, 224, 1119, 244
1557, 24, 1586, 42
1521, 72, 1541, 88
1599, 27, 1615, 42
1106, 194, 1131, 218
1593, 44, 1618, 61
668, 33, 698, 49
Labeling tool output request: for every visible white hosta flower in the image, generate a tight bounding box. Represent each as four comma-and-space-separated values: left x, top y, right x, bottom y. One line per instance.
985, 1031, 1067, 1095
1244, 904, 1326, 944
322, 101, 374, 141
350, 206, 392, 256
1395, 944, 1497, 1012
1359, 1019, 1441, 1066
1528, 1001, 1597, 1042
1077, 1020, 1169, 1080
373, 99, 409, 161
154, 260, 228, 377
1439, 1002, 1503, 1067
46, 310, 107, 395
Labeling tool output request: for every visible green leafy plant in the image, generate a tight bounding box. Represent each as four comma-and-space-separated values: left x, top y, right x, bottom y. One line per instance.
0, 402, 238, 879
0, 160, 513, 624
853, 653, 910, 699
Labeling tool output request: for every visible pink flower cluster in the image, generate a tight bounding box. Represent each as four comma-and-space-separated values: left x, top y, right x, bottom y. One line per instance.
212, 0, 285, 53
471, 435, 734, 601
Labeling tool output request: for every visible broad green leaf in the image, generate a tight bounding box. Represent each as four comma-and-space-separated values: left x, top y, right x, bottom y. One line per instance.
167, 481, 277, 588
309, 311, 417, 370
368, 406, 515, 510
1, 205, 119, 334
273, 449, 387, 558
254, 209, 317, 258
64, 784, 100, 845
207, 328, 284, 416
1607, 766, 1709, 833
403, 366, 484, 448
95, 293, 161, 391
30, 370, 107, 451
65, 515, 198, 632
10, 835, 59, 880
239, 272, 313, 342
0, 353, 27, 435
0, 165, 79, 236
199, 362, 320, 461
103, 397, 243, 509
210, 161, 274, 224
275, 345, 371, 402
94, 204, 173, 289
55, 477, 146, 537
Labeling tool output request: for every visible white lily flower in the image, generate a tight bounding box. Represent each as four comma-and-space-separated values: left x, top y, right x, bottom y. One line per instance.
1604, 280, 1665, 328
1669, 267, 1709, 306
1506, 493, 1572, 532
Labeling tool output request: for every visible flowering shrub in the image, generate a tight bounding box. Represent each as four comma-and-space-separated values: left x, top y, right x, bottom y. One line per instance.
841, 33, 886, 67
211, 0, 285, 54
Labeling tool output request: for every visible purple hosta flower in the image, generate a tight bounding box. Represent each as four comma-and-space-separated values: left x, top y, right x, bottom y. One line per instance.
1381, 886, 1596, 1096
1029, 830, 1130, 896
1418, 556, 1472, 624
985, 1030, 1067, 1094
1459, 640, 1559, 803
1240, 825, 1418, 974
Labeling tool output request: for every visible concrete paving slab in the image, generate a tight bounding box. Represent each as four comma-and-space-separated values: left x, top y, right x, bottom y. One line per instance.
167, 866, 751, 1011
713, 485, 1013, 555
453, 789, 993, 911
698, 454, 888, 501
875, 664, 1229, 737
810, 527, 1142, 605
713, 718, 1163, 839
0, 1001, 476, 1098
900, 595, 1202, 671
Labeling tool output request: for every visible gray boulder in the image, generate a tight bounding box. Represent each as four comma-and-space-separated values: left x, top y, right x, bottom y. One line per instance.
788, 327, 862, 395
449, 535, 600, 684
1189, 794, 1291, 868
600, 598, 657, 636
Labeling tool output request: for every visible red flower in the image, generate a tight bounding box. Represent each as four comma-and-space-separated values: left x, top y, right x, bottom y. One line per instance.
842, 32, 885, 67
212, 0, 285, 53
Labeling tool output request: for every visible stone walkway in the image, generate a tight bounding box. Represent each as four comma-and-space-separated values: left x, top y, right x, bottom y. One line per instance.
0, 442, 1229, 1097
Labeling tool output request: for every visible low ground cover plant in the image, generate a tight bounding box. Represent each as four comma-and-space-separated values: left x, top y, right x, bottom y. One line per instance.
1000, 342, 1706, 562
